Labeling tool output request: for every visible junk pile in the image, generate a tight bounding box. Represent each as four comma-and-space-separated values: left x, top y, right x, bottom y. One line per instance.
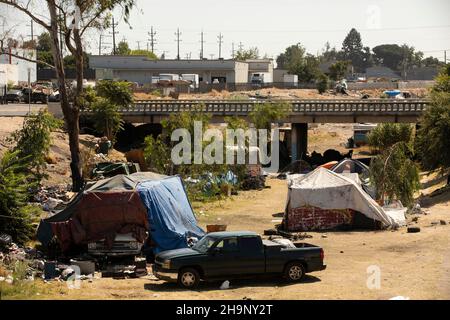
37, 172, 205, 255
282, 167, 406, 232
34, 184, 73, 212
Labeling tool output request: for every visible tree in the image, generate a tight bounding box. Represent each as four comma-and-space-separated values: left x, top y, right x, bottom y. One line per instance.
276, 44, 320, 82
249, 102, 290, 130
116, 40, 131, 55
341, 28, 367, 72
86, 80, 133, 140
37, 32, 52, 52
368, 124, 420, 206
63, 52, 90, 69
416, 65, 450, 176
130, 49, 158, 59
328, 60, 350, 81
0, 151, 36, 244
321, 42, 340, 62
316, 73, 329, 94
10, 110, 62, 185
235, 47, 259, 60
0, 0, 136, 192
372, 44, 404, 70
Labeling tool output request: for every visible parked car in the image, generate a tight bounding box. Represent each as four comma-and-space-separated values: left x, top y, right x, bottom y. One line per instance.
87, 233, 145, 257
22, 88, 49, 104
153, 231, 326, 288
6, 89, 24, 103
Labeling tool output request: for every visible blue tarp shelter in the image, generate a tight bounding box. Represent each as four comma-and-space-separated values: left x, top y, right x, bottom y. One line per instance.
137, 176, 205, 253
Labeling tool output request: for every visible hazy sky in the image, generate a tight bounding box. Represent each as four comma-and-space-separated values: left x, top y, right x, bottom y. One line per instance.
2, 0, 450, 62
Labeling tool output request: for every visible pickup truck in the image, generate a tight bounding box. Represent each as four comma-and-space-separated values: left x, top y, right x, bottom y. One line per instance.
153, 231, 326, 288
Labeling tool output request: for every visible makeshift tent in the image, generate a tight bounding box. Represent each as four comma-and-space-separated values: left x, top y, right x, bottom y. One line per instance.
331, 159, 376, 199
284, 167, 404, 231
37, 172, 205, 253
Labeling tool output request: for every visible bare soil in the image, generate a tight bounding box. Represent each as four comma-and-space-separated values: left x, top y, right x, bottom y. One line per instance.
25, 178, 450, 300
134, 87, 429, 101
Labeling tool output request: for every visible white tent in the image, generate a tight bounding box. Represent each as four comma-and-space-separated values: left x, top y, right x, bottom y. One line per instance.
286, 167, 404, 228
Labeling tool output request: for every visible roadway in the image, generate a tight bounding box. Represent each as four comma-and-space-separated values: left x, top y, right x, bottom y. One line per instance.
0, 103, 47, 116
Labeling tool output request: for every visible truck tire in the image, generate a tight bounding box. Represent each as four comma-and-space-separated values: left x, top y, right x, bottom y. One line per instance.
284, 262, 305, 282
178, 268, 200, 289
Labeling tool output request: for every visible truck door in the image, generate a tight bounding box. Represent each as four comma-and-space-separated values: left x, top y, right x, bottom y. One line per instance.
237, 236, 265, 275
204, 237, 241, 277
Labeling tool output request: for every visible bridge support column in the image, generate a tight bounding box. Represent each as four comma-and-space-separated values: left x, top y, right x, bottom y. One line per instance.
291, 123, 308, 162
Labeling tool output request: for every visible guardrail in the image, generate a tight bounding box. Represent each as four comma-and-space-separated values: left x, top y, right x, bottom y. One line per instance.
115, 99, 429, 115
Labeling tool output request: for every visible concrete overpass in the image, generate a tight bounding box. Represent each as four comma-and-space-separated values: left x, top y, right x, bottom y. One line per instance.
118, 99, 427, 124
88, 98, 429, 163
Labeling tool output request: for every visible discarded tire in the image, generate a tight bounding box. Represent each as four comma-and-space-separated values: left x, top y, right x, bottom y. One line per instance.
407, 227, 421, 233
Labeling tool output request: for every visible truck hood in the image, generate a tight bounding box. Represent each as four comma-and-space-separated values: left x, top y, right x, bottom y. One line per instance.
156, 248, 201, 260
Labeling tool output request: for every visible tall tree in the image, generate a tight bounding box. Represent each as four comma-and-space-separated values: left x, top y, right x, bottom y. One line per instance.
0, 0, 135, 191
276, 44, 320, 82
116, 40, 131, 55
235, 47, 259, 60
341, 28, 367, 72
416, 65, 450, 179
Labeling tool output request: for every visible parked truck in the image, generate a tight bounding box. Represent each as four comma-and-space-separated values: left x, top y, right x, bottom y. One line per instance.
181, 74, 199, 89
251, 72, 273, 85
153, 231, 326, 288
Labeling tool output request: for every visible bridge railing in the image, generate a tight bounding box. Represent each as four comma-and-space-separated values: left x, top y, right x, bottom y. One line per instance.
116, 99, 428, 115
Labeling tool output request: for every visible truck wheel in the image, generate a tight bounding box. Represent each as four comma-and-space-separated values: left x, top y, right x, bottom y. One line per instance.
284, 262, 305, 282
178, 268, 200, 289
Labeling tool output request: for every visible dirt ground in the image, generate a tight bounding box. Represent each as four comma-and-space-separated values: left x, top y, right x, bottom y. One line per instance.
134, 87, 430, 101
25, 177, 450, 300
1, 115, 449, 300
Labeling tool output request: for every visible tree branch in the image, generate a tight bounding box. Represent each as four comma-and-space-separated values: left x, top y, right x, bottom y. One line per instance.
0, 42, 55, 69
0, 0, 51, 30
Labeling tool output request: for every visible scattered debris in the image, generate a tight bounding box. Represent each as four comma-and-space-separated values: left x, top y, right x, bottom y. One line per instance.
321, 234, 328, 238
440, 220, 447, 225
407, 226, 421, 233
220, 280, 230, 290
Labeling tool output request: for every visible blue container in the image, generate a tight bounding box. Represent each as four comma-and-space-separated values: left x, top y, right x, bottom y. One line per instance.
384, 90, 401, 97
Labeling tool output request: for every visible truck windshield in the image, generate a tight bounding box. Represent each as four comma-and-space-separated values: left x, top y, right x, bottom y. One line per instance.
192, 235, 217, 253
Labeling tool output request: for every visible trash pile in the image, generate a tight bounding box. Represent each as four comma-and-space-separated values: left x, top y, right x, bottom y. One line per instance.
33, 184, 72, 212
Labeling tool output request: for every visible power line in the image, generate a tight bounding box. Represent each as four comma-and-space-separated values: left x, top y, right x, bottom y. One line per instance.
217, 32, 223, 59
148, 26, 157, 53
175, 28, 182, 60
200, 30, 205, 59
110, 17, 119, 55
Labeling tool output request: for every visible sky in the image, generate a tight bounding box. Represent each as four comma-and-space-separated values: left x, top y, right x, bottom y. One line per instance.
2, 0, 450, 62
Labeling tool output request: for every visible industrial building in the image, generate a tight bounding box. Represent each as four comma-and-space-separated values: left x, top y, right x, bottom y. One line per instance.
89, 55, 256, 85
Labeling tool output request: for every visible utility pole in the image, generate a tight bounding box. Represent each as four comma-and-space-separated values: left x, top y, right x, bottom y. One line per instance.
110, 17, 119, 55
136, 41, 141, 50
199, 30, 205, 59
445, 50, 447, 64
148, 26, 156, 53
175, 28, 182, 60
217, 33, 223, 59
27, 19, 34, 42
238, 42, 244, 52
231, 42, 235, 59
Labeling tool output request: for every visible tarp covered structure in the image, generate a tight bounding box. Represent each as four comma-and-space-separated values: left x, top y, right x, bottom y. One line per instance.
37, 172, 205, 253
284, 167, 404, 231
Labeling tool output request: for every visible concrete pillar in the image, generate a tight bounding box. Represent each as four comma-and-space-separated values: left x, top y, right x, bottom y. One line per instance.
291, 123, 308, 162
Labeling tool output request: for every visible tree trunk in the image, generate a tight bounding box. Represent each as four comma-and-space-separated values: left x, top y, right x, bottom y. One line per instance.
48, 1, 83, 191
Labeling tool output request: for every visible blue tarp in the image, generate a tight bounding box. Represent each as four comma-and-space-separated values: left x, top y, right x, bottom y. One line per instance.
137, 176, 205, 253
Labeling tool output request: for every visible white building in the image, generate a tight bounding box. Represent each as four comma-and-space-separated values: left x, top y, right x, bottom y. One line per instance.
0, 48, 37, 85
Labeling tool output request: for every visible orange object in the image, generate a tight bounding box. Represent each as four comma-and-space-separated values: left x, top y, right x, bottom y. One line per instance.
320, 161, 338, 170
